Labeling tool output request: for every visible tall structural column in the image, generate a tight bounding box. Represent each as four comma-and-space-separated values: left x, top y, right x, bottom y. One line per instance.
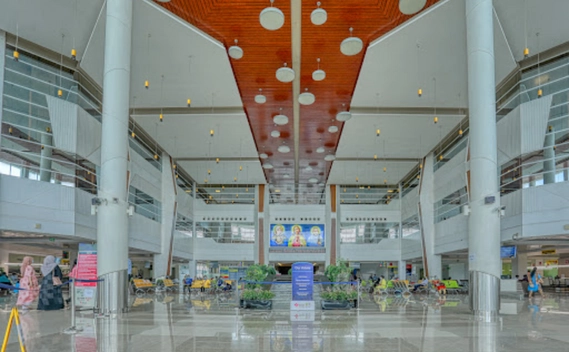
39, 131, 53, 182
543, 126, 556, 184
511, 245, 527, 278
466, 0, 501, 322
96, 0, 133, 315
154, 153, 177, 278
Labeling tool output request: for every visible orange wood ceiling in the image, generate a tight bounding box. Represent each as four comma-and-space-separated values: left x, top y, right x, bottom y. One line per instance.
157, 0, 438, 187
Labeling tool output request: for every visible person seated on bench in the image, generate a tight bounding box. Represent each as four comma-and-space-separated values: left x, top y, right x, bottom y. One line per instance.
432, 279, 447, 295
224, 281, 232, 291
217, 277, 224, 288
413, 278, 429, 292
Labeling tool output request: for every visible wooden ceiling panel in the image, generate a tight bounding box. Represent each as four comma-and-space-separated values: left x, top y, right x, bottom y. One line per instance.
157, 0, 438, 188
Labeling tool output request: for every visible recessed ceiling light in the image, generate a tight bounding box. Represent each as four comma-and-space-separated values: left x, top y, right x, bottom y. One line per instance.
336, 111, 352, 121
260, 0, 285, 31
263, 163, 274, 169
328, 126, 338, 133
278, 145, 290, 153
324, 154, 336, 161
298, 90, 315, 105
271, 130, 281, 138
308, 177, 318, 183
316, 147, 325, 153
341, 28, 363, 56
312, 69, 326, 81
311, 2, 327, 25
259, 153, 268, 159
255, 88, 266, 104
399, 0, 427, 15
273, 114, 289, 125
276, 63, 295, 82
228, 39, 243, 60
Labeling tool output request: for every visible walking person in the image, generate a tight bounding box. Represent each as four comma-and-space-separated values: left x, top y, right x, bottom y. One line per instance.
16, 256, 38, 311
37, 255, 65, 311
528, 267, 544, 298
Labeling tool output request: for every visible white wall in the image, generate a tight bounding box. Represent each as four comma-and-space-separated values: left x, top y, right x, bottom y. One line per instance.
193, 238, 254, 262
340, 239, 401, 262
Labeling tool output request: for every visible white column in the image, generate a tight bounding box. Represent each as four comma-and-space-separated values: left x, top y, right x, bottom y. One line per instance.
96, 0, 133, 315
154, 153, 176, 278
418, 153, 442, 279
39, 132, 53, 182
398, 260, 407, 281
511, 245, 528, 279
0, 31, 5, 148
466, 0, 501, 321
543, 127, 556, 184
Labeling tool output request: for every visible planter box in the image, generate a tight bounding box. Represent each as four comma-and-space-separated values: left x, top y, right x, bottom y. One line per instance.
240, 299, 273, 310
321, 300, 356, 310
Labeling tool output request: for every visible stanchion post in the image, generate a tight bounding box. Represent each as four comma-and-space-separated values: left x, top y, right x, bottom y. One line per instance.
64, 280, 83, 335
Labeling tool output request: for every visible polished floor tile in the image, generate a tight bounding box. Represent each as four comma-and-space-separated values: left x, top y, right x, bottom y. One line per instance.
0, 292, 568, 351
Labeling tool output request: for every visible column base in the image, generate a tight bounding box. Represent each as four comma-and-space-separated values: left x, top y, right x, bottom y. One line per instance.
469, 270, 500, 323
97, 270, 128, 315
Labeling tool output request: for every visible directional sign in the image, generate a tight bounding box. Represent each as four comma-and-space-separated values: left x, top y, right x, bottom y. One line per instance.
292, 262, 314, 301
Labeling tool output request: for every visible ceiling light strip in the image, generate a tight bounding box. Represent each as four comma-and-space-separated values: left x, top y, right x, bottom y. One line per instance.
291, 0, 302, 187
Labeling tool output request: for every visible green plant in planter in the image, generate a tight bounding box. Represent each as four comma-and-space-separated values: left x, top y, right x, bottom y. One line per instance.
320, 289, 358, 302
245, 264, 275, 288
287, 268, 292, 276
241, 288, 276, 301
324, 259, 352, 287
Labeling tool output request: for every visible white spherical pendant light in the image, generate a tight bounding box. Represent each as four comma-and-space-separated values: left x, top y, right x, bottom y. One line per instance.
328, 126, 338, 133
316, 147, 325, 154
341, 28, 363, 56
298, 89, 315, 105
273, 114, 289, 125
228, 39, 243, 60
278, 145, 290, 153
260, 0, 285, 30
324, 154, 336, 161
276, 63, 295, 83
311, 2, 327, 25
336, 111, 352, 122
399, 0, 427, 15
271, 130, 281, 138
255, 88, 266, 104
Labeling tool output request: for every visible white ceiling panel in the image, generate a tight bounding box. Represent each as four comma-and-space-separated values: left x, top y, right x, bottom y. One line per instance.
81, 0, 242, 109
494, 0, 569, 63
328, 161, 418, 186
336, 113, 464, 159
134, 112, 257, 159
0, 0, 104, 61
352, 0, 516, 109
177, 160, 266, 185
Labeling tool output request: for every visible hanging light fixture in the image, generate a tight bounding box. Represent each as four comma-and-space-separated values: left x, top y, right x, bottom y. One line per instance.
399, 0, 427, 15
278, 145, 291, 153
433, 77, 438, 124
276, 63, 295, 83
216, 158, 220, 164
208, 169, 211, 175
259, 153, 268, 159
255, 89, 267, 104
536, 32, 543, 98
336, 104, 352, 121
383, 167, 387, 172
340, 28, 363, 56
312, 58, 326, 81
299, 88, 316, 105
57, 34, 65, 98
416, 43, 422, 97
523, 0, 529, 58
324, 154, 336, 161
159, 75, 165, 122
328, 126, 338, 133
144, 34, 151, 89
374, 155, 378, 160
13, 24, 20, 61
210, 129, 214, 137
273, 108, 289, 125
187, 99, 191, 107
311, 2, 327, 25
228, 39, 244, 60
260, 0, 285, 31
376, 129, 381, 137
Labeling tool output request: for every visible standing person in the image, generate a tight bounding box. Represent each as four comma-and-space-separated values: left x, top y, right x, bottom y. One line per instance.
528, 267, 544, 298
17, 257, 38, 311
37, 255, 64, 311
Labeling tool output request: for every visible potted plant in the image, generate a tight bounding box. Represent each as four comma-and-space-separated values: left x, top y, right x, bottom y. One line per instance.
321, 260, 357, 310
240, 287, 276, 309
240, 264, 276, 309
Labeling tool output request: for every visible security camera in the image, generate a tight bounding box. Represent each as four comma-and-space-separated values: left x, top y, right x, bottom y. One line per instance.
499, 205, 506, 217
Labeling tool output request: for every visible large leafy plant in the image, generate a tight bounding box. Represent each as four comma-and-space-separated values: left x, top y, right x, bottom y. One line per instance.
324, 259, 351, 283
320, 288, 358, 301
241, 288, 276, 301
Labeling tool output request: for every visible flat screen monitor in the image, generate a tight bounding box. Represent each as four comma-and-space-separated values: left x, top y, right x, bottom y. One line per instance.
500, 246, 517, 258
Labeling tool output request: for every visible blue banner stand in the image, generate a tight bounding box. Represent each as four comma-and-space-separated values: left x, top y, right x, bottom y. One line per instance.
291, 262, 314, 311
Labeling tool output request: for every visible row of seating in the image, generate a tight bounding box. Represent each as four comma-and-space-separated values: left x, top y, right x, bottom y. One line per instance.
372, 279, 467, 295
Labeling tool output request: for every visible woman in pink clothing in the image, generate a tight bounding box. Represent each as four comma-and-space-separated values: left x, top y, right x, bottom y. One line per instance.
17, 256, 38, 310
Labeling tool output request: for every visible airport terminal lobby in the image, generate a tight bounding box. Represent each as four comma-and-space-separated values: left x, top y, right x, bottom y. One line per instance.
1, 0, 569, 351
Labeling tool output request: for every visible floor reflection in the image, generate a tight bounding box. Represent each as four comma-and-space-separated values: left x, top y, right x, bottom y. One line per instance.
0, 293, 568, 351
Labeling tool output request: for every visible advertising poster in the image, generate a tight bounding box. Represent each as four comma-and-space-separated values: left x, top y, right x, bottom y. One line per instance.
270, 224, 325, 247
75, 243, 97, 308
